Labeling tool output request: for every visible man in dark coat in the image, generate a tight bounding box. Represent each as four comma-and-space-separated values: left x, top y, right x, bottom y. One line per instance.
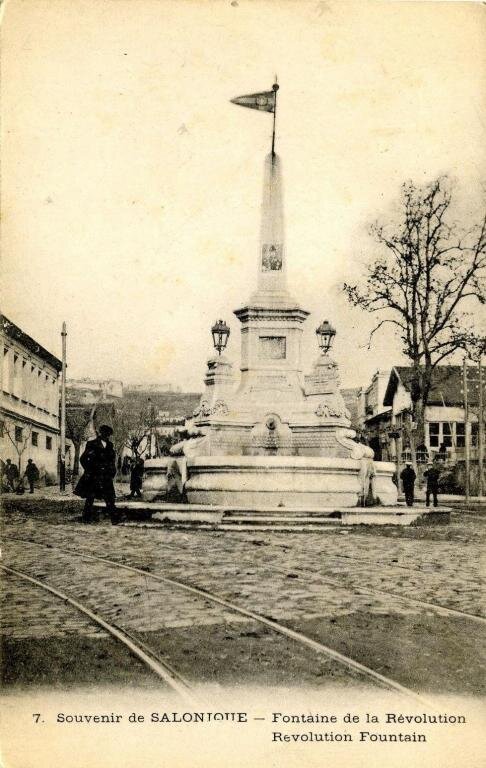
24, 459, 39, 493
129, 457, 144, 499
75, 425, 120, 524
5, 459, 19, 492
423, 463, 440, 507
400, 463, 416, 507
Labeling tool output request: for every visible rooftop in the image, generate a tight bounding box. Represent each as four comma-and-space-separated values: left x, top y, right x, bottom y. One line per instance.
383, 365, 484, 408
1, 315, 62, 372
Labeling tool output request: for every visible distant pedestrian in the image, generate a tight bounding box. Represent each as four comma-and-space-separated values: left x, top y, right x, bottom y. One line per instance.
0, 459, 6, 491
129, 457, 144, 499
423, 463, 440, 507
24, 459, 39, 494
5, 459, 19, 492
400, 463, 416, 507
74, 425, 120, 524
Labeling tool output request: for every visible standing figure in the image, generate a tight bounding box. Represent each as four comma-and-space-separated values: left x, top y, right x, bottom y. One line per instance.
423, 462, 440, 507
129, 457, 144, 499
400, 463, 416, 507
5, 459, 19, 492
24, 459, 39, 494
75, 425, 120, 524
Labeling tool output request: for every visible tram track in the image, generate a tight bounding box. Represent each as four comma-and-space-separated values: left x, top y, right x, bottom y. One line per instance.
0, 563, 198, 704
2, 535, 434, 706
5, 533, 484, 625
213, 533, 486, 623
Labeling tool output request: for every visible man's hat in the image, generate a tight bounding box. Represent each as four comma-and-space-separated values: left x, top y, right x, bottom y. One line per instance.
99, 425, 113, 437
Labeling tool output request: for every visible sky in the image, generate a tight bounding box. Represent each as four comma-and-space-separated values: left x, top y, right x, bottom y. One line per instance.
1, 0, 485, 391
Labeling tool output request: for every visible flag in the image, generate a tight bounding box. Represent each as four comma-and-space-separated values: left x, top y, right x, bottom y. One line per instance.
231, 88, 277, 113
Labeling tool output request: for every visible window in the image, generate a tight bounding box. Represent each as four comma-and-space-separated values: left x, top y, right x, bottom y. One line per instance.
46, 436, 52, 450
32, 431, 38, 447
428, 422, 440, 448
471, 423, 479, 448
442, 422, 453, 448
456, 423, 465, 448
15, 426, 23, 442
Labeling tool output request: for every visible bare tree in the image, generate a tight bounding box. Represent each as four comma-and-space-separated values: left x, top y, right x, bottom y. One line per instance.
344, 177, 486, 454
111, 400, 155, 463
66, 403, 96, 477
3, 419, 33, 484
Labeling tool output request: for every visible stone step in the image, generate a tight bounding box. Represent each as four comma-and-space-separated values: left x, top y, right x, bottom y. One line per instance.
95, 501, 448, 528
223, 509, 341, 518
225, 515, 339, 525
218, 524, 339, 532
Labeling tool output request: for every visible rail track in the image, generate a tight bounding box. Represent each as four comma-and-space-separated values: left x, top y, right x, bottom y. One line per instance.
211, 533, 486, 624
2, 535, 435, 707
5, 532, 484, 625
0, 563, 198, 704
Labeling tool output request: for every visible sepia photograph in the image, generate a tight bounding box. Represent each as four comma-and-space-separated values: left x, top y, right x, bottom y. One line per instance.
1, 1, 485, 766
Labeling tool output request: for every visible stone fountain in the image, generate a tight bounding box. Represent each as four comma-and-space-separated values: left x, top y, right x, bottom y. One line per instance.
145, 141, 397, 511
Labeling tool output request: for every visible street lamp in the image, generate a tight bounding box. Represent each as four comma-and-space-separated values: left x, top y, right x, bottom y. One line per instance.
211, 319, 230, 356
316, 320, 336, 354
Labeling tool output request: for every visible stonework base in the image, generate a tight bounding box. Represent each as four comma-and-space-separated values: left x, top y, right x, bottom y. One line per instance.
184, 456, 397, 509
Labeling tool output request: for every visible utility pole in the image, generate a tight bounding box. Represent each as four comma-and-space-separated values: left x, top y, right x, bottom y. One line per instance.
479, 354, 484, 498
60, 322, 67, 492
463, 357, 470, 501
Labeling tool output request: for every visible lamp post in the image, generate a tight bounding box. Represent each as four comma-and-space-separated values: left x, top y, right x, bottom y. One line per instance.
211, 319, 230, 356
316, 320, 336, 354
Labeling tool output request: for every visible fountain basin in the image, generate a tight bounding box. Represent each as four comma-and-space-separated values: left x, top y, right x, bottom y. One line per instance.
184, 455, 397, 508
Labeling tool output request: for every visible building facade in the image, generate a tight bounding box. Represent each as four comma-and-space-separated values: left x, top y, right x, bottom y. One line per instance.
382, 366, 482, 465
1, 316, 61, 483
356, 370, 393, 461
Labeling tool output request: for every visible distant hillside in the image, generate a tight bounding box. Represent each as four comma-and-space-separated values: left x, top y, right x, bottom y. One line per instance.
123, 390, 201, 420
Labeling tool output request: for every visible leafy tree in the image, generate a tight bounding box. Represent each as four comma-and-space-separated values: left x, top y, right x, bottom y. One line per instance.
344, 177, 486, 455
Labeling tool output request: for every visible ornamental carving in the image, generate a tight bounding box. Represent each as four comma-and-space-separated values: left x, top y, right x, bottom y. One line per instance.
193, 400, 211, 418
315, 395, 350, 420
193, 399, 229, 418
211, 399, 229, 415
261, 243, 283, 271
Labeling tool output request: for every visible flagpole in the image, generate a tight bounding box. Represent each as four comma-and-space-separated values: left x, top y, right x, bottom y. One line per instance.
271, 80, 279, 157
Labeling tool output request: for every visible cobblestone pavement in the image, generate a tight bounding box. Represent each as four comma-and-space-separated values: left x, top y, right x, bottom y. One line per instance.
1, 505, 485, 692
2, 508, 484, 630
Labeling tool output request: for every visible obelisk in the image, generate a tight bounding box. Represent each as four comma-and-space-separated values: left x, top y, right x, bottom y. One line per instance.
256, 152, 287, 299
233, 131, 309, 399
